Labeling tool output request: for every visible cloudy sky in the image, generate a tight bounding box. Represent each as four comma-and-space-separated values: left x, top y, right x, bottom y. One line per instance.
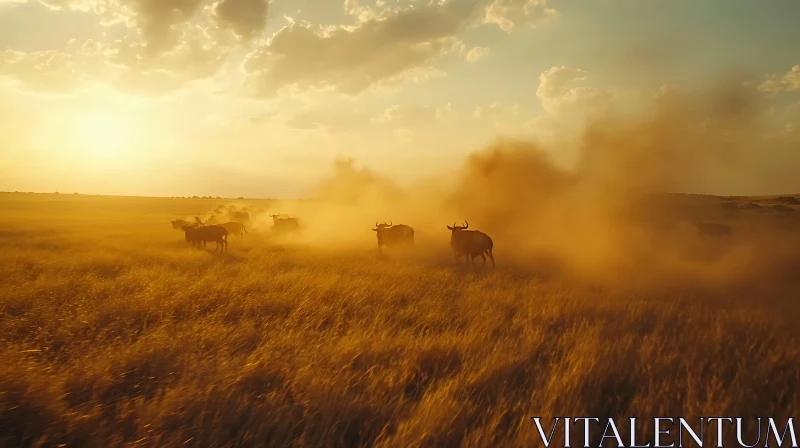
0, 0, 798, 197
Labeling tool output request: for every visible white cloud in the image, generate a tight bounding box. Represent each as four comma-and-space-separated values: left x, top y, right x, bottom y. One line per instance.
463, 46, 490, 63
0, 0, 240, 95
372, 103, 457, 126
38, 0, 104, 12
473, 101, 519, 118
0, 0, 27, 8
759, 65, 800, 93
483, 0, 557, 32
241, 1, 482, 97
286, 107, 372, 134
110, 26, 230, 93
211, 0, 269, 40
242, 0, 556, 98
0, 0, 100, 10
1, 0, 557, 98
0, 29, 229, 95
536, 65, 615, 117
0, 48, 87, 92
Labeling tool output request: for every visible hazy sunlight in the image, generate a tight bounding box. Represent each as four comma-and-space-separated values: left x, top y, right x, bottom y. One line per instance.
1, 0, 799, 446
71, 113, 138, 163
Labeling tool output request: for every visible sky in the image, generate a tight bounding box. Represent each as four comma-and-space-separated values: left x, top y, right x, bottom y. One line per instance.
0, 0, 798, 198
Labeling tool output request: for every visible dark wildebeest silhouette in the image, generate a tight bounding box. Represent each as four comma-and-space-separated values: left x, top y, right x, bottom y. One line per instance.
231, 211, 250, 223
694, 221, 733, 238
447, 221, 495, 268
221, 221, 247, 239
372, 221, 414, 254
183, 225, 228, 252
171, 219, 192, 230
270, 214, 300, 235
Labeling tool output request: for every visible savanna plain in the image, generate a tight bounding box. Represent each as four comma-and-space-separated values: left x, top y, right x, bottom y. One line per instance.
2, 188, 800, 447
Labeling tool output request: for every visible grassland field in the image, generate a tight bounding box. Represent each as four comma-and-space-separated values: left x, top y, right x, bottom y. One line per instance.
1, 192, 800, 447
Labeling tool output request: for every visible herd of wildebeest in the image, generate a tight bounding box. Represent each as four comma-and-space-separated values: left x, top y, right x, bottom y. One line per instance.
168, 203, 753, 268
171, 209, 495, 267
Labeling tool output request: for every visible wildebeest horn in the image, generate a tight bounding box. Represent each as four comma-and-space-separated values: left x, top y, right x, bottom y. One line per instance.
375, 221, 379, 227
388, 221, 392, 227
463, 221, 468, 229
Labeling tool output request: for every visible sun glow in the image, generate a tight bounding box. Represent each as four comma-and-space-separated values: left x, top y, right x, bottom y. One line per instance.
71, 113, 138, 163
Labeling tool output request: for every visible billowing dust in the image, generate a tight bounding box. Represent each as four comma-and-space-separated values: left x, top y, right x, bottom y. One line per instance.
211, 84, 800, 289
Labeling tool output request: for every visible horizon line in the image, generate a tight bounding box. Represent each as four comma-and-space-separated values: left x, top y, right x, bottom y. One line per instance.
2, 191, 800, 200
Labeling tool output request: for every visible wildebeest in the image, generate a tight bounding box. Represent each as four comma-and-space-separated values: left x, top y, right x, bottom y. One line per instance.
221, 221, 247, 239
171, 219, 192, 230
231, 211, 250, 223
447, 221, 495, 268
694, 221, 733, 238
270, 214, 300, 235
183, 225, 228, 252
372, 221, 414, 254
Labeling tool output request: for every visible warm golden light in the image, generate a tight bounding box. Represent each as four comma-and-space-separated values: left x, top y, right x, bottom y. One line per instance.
74, 113, 136, 161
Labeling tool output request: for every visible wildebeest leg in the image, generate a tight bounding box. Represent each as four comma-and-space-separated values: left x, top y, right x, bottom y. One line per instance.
480, 253, 487, 266
487, 249, 495, 268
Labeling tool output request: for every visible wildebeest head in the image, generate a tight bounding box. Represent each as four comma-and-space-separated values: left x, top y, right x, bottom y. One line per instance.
446, 221, 468, 231
372, 221, 393, 232
447, 221, 469, 244
270, 213, 288, 223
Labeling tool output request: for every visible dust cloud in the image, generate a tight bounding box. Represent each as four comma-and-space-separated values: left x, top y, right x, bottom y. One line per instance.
252, 83, 800, 288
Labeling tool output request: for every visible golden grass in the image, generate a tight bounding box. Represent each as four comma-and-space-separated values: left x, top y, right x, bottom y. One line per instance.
1, 193, 798, 447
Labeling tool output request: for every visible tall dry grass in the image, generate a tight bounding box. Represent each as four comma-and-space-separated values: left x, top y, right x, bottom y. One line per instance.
1, 193, 799, 447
